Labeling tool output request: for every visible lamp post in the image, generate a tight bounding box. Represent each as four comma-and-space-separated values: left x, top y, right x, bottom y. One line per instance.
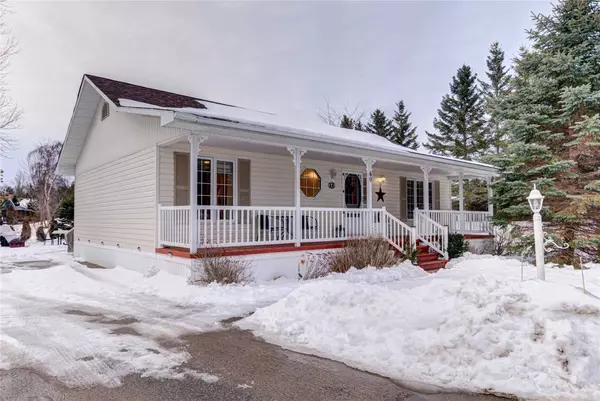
527, 184, 545, 280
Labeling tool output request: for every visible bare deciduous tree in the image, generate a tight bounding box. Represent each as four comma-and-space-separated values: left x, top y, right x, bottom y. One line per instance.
0, 1, 21, 156
25, 141, 67, 226
317, 98, 365, 127
11, 169, 26, 197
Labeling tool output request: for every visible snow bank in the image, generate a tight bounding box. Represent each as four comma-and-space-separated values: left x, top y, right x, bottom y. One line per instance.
0, 244, 297, 387
239, 255, 600, 400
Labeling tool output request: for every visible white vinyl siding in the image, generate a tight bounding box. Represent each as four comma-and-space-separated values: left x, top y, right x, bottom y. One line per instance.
77, 101, 185, 174
73, 102, 179, 252
75, 146, 157, 251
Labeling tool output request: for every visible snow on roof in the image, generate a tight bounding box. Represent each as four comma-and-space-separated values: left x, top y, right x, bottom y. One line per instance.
119, 98, 414, 154
58, 75, 496, 174
118, 97, 496, 171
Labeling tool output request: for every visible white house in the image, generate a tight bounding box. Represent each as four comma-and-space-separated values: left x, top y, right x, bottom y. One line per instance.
57, 75, 498, 279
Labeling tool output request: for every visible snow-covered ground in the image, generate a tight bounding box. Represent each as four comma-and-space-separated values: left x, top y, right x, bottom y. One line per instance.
3, 244, 600, 400
239, 254, 600, 401
0, 244, 296, 387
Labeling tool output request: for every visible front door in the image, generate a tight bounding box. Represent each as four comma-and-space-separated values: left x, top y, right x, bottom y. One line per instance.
343, 172, 363, 236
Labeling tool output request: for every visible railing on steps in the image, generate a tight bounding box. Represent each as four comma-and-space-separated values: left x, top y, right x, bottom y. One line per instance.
414, 210, 449, 259
381, 211, 415, 254
419, 210, 493, 234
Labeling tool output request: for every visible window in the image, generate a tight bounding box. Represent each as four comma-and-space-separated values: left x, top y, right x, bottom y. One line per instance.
344, 173, 362, 208
197, 159, 212, 213
216, 160, 234, 206
101, 101, 110, 121
407, 180, 415, 219
300, 168, 321, 197
407, 180, 434, 219
195, 157, 236, 219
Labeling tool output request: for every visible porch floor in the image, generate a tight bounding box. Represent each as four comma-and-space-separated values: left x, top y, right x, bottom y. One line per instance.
156, 241, 347, 259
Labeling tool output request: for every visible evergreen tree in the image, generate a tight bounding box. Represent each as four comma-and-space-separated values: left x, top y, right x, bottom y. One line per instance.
366, 109, 394, 139
390, 101, 419, 149
480, 42, 511, 153
340, 114, 354, 129
354, 120, 366, 132
424, 65, 489, 160
490, 0, 600, 263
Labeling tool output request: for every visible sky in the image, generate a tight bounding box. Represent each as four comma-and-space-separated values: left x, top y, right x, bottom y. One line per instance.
1, 0, 552, 184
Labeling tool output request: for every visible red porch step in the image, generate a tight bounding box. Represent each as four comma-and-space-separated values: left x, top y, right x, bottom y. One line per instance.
417, 252, 439, 263
419, 259, 449, 271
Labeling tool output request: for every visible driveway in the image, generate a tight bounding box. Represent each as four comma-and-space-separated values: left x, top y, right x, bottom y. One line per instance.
0, 328, 505, 401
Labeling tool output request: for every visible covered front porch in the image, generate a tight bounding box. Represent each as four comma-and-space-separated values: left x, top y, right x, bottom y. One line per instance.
155, 129, 496, 259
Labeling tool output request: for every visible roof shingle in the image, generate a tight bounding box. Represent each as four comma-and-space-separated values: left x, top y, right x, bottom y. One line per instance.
85, 74, 207, 109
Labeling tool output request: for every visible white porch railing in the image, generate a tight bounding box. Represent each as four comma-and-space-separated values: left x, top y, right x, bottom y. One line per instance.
381, 211, 415, 253
158, 206, 190, 247
158, 205, 414, 252
299, 208, 385, 242
418, 210, 493, 234
415, 211, 449, 259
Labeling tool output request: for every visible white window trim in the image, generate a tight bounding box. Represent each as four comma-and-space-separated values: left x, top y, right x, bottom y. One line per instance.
196, 156, 238, 207
407, 179, 435, 218
342, 170, 364, 209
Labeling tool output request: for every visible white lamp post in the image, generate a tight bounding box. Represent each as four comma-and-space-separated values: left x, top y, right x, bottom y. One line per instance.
527, 184, 545, 280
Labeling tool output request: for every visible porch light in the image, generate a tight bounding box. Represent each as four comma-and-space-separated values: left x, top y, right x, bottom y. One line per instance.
375, 176, 386, 184
527, 184, 544, 213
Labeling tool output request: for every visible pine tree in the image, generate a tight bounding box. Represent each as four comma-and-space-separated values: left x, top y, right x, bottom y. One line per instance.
479, 42, 511, 154
424, 65, 489, 160
490, 0, 600, 263
390, 101, 419, 149
340, 115, 354, 129
354, 120, 366, 132
366, 109, 394, 139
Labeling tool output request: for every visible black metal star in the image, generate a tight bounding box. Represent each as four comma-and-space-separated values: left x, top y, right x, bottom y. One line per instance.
376, 186, 386, 202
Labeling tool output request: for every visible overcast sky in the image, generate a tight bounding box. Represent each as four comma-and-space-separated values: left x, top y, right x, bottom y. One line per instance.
1, 0, 552, 183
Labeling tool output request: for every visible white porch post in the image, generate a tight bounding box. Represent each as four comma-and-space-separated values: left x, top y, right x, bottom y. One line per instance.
288, 147, 306, 247
188, 135, 199, 254
458, 172, 465, 234
421, 166, 432, 211
362, 158, 375, 234
487, 176, 494, 214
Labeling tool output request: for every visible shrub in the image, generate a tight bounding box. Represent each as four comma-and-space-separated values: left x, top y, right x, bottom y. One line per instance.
325, 237, 398, 273
36, 226, 46, 242
299, 252, 331, 280
192, 248, 253, 285
448, 233, 469, 259
20, 220, 31, 241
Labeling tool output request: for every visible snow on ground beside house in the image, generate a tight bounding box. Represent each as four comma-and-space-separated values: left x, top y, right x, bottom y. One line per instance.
238, 254, 600, 401
0, 243, 297, 387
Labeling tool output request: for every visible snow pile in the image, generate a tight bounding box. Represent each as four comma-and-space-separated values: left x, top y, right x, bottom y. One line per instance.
322, 262, 428, 284
239, 255, 600, 400
0, 244, 296, 387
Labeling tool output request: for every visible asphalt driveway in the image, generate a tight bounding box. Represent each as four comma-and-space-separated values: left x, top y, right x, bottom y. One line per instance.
0, 328, 507, 401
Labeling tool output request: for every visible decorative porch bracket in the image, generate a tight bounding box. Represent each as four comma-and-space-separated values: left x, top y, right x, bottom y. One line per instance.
188, 134, 207, 254
288, 147, 307, 246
